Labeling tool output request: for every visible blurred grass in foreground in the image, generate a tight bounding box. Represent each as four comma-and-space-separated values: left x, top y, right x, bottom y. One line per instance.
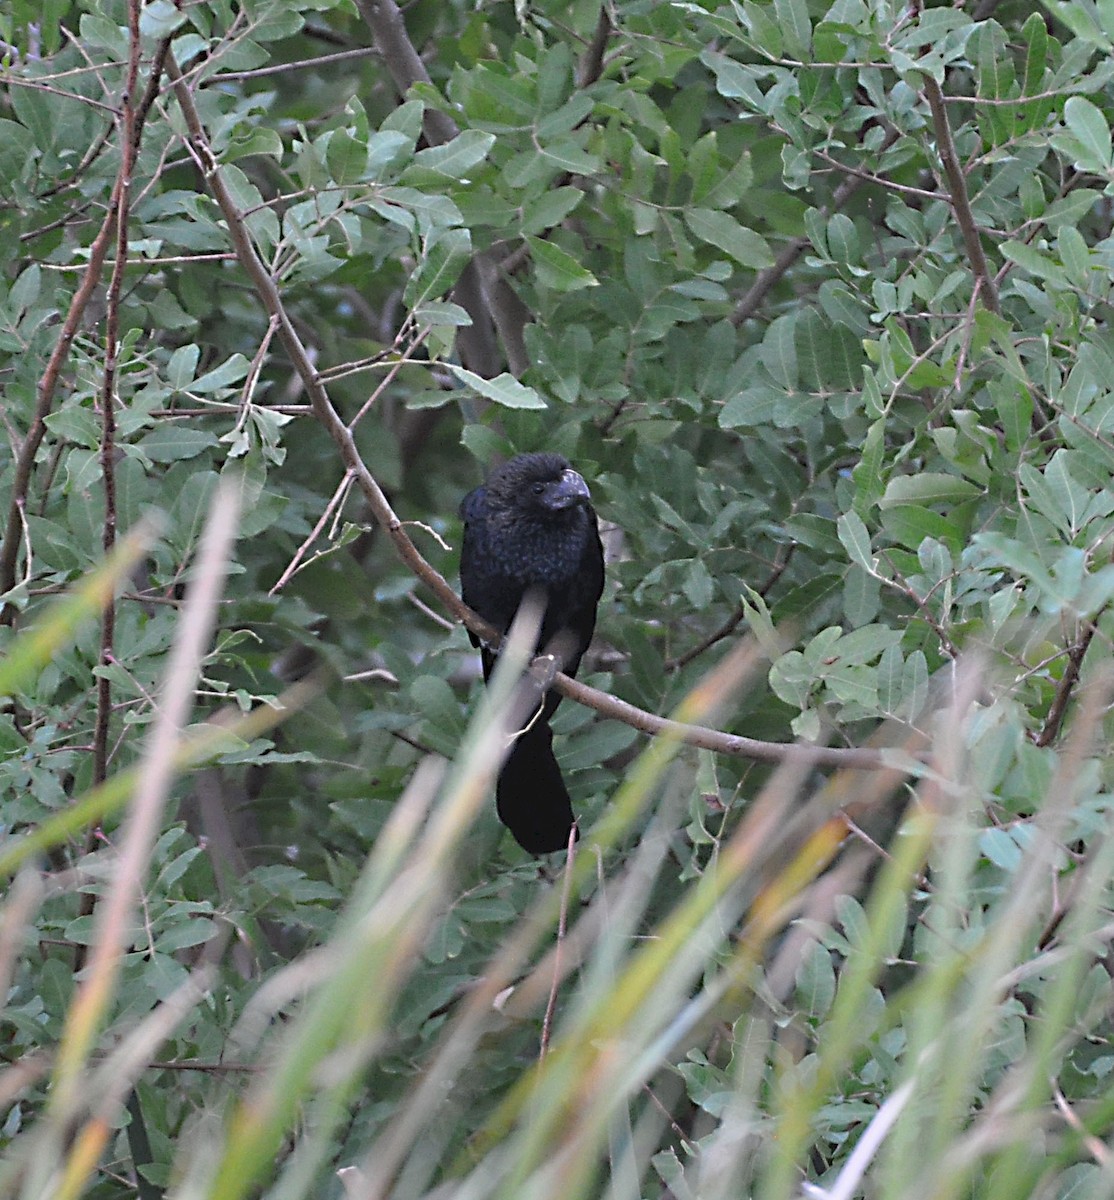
1, 519, 1113, 1200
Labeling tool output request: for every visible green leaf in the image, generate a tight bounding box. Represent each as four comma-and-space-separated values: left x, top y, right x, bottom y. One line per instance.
880, 506, 965, 551
795, 941, 835, 1019
759, 314, 799, 390
879, 473, 982, 509
520, 188, 583, 236
773, 0, 812, 58
326, 129, 367, 186
9, 263, 40, 314
1020, 12, 1048, 97
403, 227, 472, 307
0, 118, 36, 187
1062, 96, 1112, 171
974, 532, 1056, 593
903, 650, 929, 718
139, 0, 186, 38
701, 50, 765, 108
837, 510, 874, 573
853, 419, 887, 510
991, 380, 1032, 453
740, 2, 784, 58
536, 93, 595, 141
1057, 225, 1091, 287
537, 137, 600, 174
843, 564, 880, 626
167, 344, 200, 390
407, 130, 495, 180
366, 130, 413, 178
191, 353, 250, 394
877, 642, 904, 715
222, 127, 284, 164
682, 558, 715, 609
1001, 240, 1069, 288
718, 385, 783, 428
445, 367, 547, 410
684, 208, 774, 269
527, 237, 599, 292
138, 426, 220, 463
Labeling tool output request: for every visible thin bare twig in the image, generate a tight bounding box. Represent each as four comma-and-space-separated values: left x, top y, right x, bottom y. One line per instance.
269, 472, 355, 595
212, 45, 380, 83
1, 75, 119, 115
667, 542, 796, 671
346, 325, 431, 430
0, 188, 121, 619
78, 0, 147, 1002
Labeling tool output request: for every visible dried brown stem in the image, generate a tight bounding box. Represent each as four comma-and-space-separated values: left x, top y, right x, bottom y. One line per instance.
354, 0, 457, 144
540, 825, 578, 1060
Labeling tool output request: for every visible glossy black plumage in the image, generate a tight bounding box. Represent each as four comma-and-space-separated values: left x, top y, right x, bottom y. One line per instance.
459, 452, 604, 853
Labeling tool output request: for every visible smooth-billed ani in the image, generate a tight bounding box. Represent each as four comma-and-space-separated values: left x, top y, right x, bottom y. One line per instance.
459, 452, 605, 854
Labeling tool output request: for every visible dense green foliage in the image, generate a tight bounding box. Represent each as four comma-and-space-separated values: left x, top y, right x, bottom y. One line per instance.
3, 0, 1114, 1196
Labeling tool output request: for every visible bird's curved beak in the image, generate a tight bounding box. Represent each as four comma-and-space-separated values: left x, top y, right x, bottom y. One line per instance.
544, 468, 592, 511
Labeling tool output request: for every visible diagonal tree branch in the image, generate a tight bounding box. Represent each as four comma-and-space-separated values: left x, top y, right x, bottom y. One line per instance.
92, 0, 144, 793
1034, 615, 1104, 749
167, 59, 913, 775
0, 30, 180, 625
0, 186, 121, 623
913, 0, 1000, 316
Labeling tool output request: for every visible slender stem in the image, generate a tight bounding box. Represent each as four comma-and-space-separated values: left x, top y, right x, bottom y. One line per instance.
1035, 618, 1102, 749
914, 0, 1000, 315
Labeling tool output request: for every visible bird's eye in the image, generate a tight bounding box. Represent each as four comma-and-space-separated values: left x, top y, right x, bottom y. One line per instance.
531, 482, 546, 495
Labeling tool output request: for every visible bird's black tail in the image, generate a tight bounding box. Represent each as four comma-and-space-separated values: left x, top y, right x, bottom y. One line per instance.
496, 720, 577, 855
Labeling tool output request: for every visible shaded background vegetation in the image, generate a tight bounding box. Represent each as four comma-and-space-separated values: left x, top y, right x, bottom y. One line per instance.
3, 0, 1114, 1196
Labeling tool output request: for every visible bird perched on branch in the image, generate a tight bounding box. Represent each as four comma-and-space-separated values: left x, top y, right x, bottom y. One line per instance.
459, 452, 605, 854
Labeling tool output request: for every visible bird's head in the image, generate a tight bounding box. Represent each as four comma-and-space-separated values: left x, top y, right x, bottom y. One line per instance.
489, 452, 593, 521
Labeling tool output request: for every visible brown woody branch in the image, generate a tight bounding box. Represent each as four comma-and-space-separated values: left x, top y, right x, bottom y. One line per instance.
578, 6, 613, 90
0, 188, 121, 622
168, 61, 908, 775
913, 0, 1000, 316
1035, 617, 1103, 748
0, 31, 179, 625
92, 3, 143, 791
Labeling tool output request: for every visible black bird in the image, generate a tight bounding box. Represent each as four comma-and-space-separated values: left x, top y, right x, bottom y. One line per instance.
459, 452, 605, 854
